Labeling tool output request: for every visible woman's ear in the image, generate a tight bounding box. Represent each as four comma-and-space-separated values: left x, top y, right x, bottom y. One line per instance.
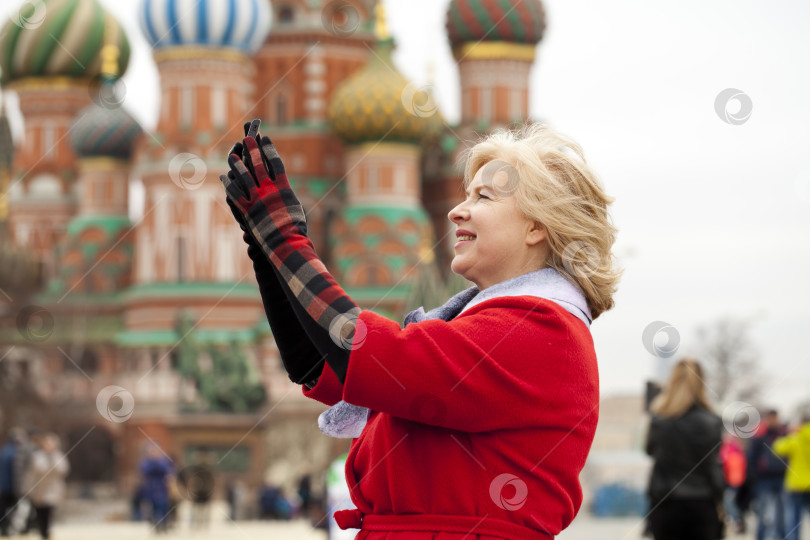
526, 222, 547, 246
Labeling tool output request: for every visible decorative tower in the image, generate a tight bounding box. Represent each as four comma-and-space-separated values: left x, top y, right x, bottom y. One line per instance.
0, 0, 130, 281
327, 4, 438, 318
17, 102, 144, 402
446, 0, 546, 128
50, 102, 142, 297
128, 0, 272, 338
253, 0, 377, 264
423, 0, 546, 276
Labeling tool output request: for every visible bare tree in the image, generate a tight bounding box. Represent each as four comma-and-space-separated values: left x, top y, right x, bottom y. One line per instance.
694, 317, 762, 404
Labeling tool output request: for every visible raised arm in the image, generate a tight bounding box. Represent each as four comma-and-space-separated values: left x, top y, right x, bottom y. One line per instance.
221, 119, 357, 384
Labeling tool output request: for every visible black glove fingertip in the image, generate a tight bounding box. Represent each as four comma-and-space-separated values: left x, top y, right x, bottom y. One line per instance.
247, 118, 261, 139
228, 142, 242, 158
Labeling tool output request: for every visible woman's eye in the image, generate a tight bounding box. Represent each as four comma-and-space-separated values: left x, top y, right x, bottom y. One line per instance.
477, 193, 489, 200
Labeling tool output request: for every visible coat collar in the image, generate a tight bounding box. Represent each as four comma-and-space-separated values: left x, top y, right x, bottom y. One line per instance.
405, 267, 592, 328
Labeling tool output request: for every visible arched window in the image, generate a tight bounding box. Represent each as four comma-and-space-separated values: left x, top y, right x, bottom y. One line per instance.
28, 174, 62, 197
78, 349, 98, 373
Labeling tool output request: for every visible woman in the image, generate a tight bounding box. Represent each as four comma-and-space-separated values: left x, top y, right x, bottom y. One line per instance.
646, 359, 725, 540
221, 120, 620, 538
23, 433, 68, 540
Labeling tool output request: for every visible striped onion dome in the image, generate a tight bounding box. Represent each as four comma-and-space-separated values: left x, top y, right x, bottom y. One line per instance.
445, 0, 546, 47
0, 0, 130, 85
140, 0, 272, 53
70, 103, 143, 159
328, 39, 434, 145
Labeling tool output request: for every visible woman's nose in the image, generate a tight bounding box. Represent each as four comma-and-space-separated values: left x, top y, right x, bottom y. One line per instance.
448, 200, 468, 223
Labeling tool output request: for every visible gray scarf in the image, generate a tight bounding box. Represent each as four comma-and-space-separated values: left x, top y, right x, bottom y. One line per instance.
317, 267, 592, 438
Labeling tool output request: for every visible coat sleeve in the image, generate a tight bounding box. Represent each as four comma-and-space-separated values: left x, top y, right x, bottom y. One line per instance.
645, 418, 659, 457
302, 362, 344, 406
340, 297, 597, 433
773, 434, 795, 457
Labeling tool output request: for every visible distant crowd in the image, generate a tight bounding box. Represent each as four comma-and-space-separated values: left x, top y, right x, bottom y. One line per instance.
646, 358, 810, 540
132, 443, 321, 534
1, 429, 325, 538
717, 407, 810, 540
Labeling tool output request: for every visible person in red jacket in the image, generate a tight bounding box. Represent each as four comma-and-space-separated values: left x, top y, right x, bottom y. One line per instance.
221, 120, 620, 538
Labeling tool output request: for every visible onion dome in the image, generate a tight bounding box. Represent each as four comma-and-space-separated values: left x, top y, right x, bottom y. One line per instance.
328, 40, 433, 144
446, 0, 546, 47
0, 0, 130, 85
140, 0, 272, 53
69, 103, 143, 160
328, 6, 437, 145
328, 4, 442, 148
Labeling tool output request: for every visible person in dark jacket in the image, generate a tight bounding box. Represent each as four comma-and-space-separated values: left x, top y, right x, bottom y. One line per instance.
646, 358, 725, 540
138, 444, 173, 533
0, 428, 27, 537
747, 409, 787, 540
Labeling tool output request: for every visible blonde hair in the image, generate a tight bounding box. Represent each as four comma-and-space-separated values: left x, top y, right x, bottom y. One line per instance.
461, 123, 621, 319
651, 358, 715, 418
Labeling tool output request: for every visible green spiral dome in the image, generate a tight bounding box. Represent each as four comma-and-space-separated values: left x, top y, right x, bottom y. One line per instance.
70, 103, 142, 159
0, 0, 130, 85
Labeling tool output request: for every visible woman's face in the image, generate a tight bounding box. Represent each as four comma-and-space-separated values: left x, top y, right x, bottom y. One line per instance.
447, 162, 547, 290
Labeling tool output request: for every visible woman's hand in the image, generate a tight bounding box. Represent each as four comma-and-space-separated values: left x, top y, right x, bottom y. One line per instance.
220, 119, 361, 384
221, 119, 307, 256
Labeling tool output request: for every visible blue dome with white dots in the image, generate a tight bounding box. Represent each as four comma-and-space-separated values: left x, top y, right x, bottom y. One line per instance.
140, 0, 271, 53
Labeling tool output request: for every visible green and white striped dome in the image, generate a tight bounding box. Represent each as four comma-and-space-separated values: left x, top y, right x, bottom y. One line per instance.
0, 0, 130, 85
70, 103, 143, 159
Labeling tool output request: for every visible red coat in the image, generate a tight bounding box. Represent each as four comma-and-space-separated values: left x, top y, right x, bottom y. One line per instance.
305, 295, 599, 539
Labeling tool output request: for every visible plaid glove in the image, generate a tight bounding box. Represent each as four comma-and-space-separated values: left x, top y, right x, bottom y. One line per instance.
226, 191, 324, 386
221, 119, 359, 383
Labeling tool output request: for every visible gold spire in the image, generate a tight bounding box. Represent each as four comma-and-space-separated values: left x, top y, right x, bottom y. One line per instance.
374, 2, 390, 41
99, 14, 122, 80
100, 44, 120, 80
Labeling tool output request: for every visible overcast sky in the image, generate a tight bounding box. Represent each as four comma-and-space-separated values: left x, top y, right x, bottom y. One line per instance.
2, 0, 809, 416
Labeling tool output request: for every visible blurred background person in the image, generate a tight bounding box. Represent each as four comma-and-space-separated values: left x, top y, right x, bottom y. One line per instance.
0, 427, 28, 537
258, 481, 291, 520
774, 412, 810, 540
719, 432, 747, 533
138, 444, 173, 534
130, 480, 146, 522
297, 474, 312, 518
748, 409, 787, 540
176, 452, 215, 530
23, 433, 68, 540
645, 358, 725, 540
230, 478, 249, 521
